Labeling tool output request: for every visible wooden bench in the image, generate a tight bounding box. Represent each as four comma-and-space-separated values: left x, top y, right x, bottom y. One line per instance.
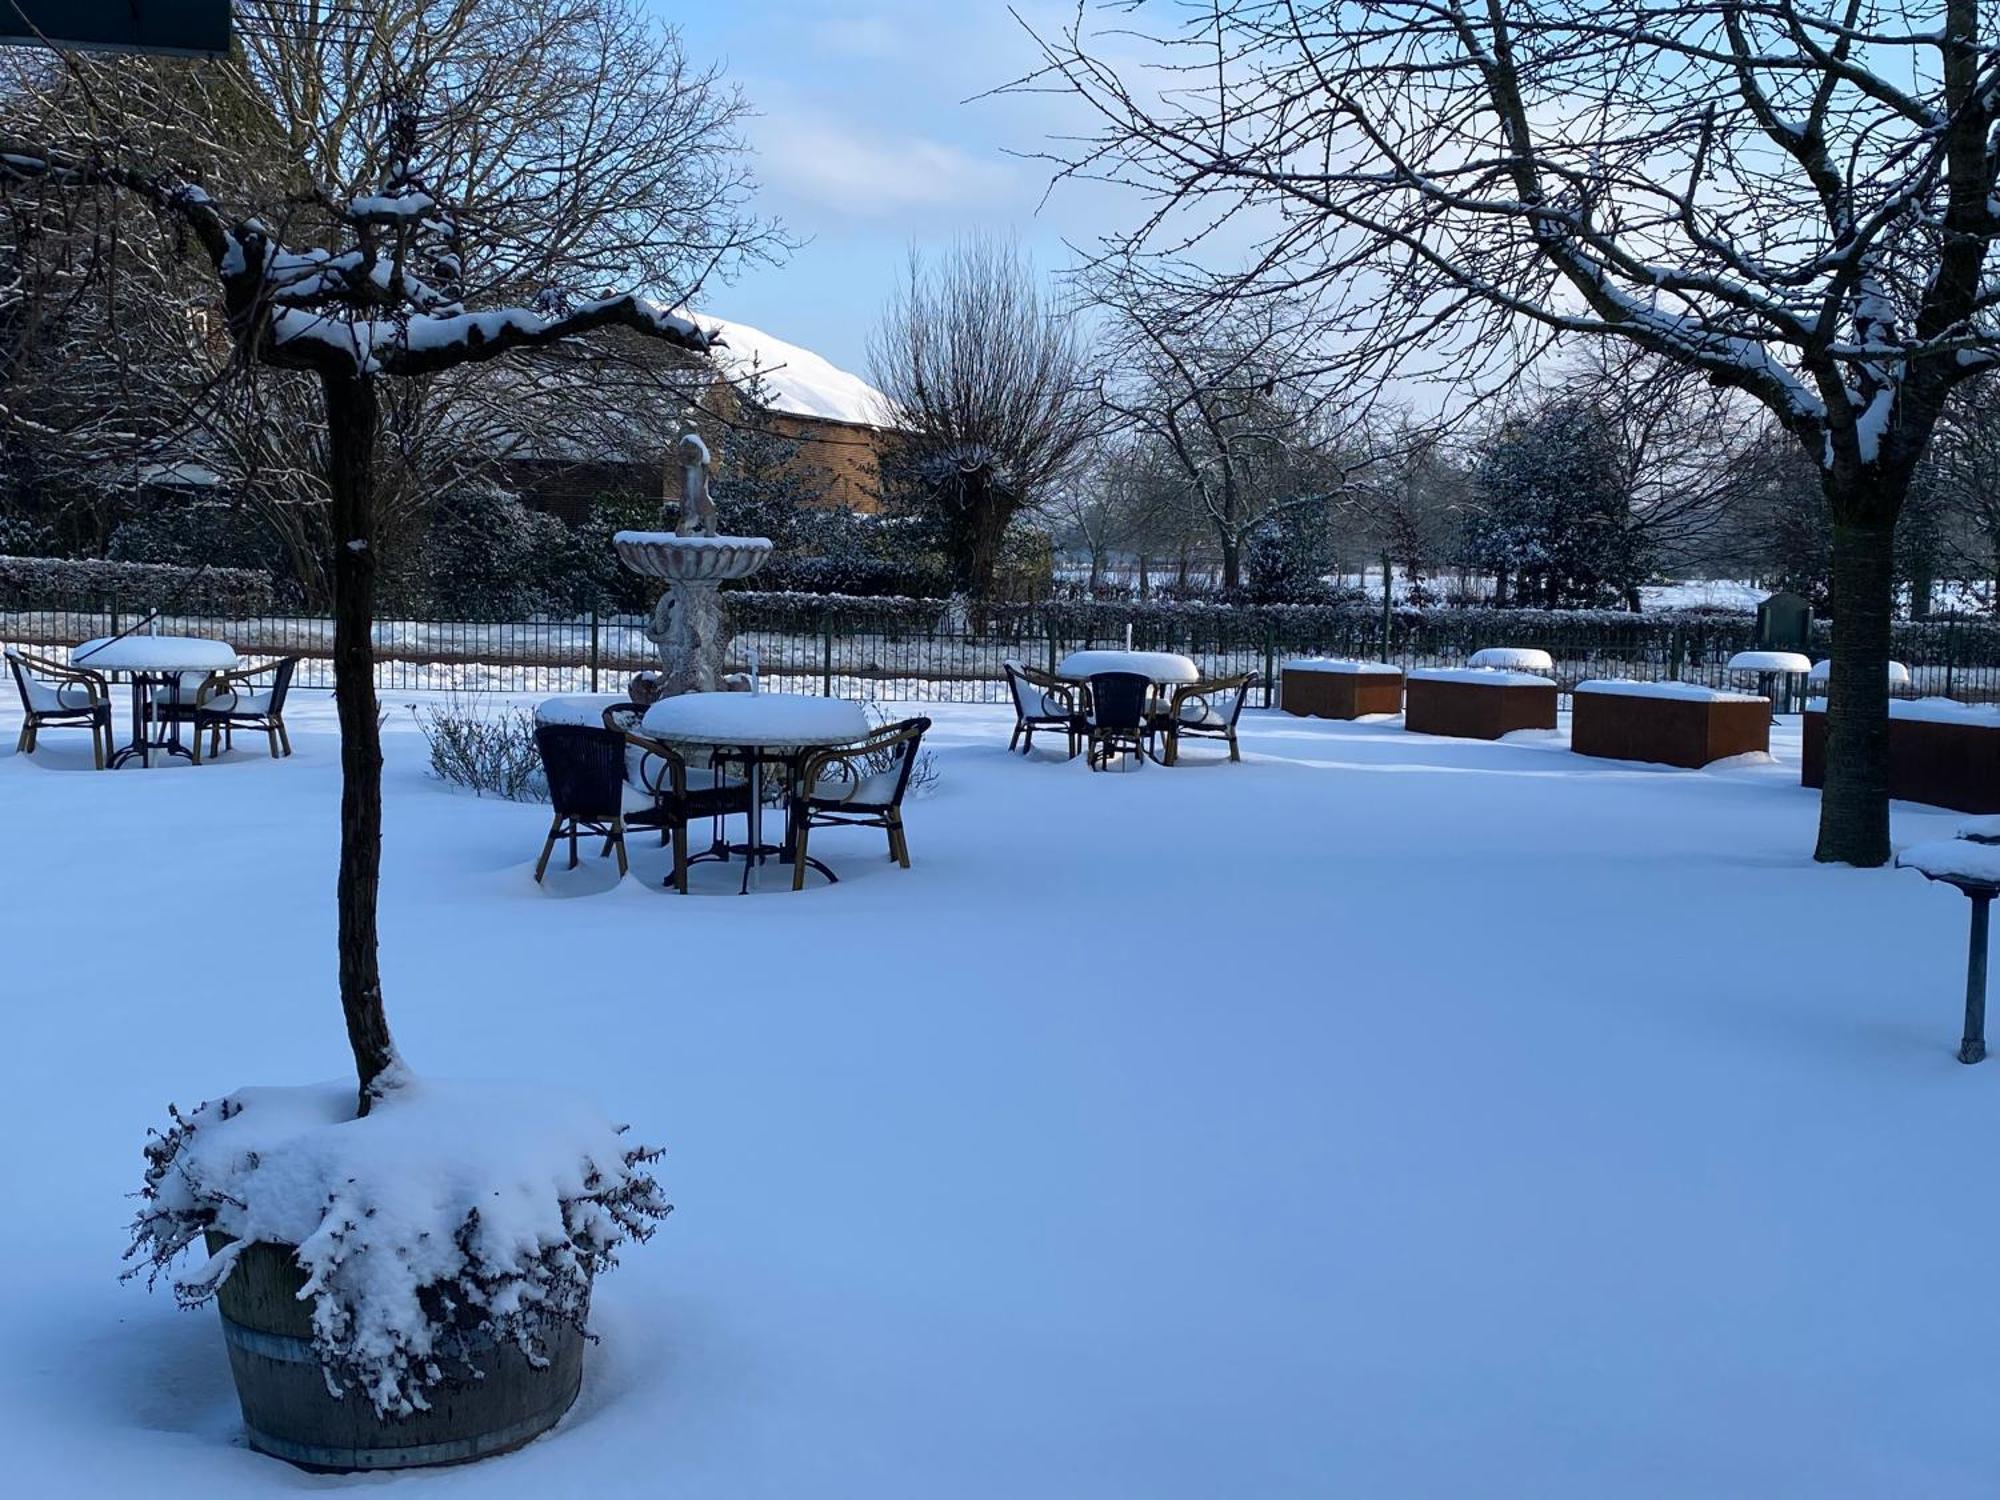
1280, 659, 1403, 719
1804, 699, 2000, 813
1570, 680, 1770, 768
1404, 669, 1557, 741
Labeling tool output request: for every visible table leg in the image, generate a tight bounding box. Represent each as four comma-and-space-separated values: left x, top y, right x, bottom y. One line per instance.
1962, 892, 1990, 1064
743, 755, 763, 894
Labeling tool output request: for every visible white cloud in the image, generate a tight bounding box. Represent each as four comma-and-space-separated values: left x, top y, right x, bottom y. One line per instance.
753, 108, 1017, 218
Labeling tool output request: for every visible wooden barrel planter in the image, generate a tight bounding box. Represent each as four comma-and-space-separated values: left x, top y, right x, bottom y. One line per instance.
1803, 699, 2000, 813
208, 1235, 586, 1472
1280, 659, 1404, 718
1404, 669, 1558, 740
1570, 680, 1770, 768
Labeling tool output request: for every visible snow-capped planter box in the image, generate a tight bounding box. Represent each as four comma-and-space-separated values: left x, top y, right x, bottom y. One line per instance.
1570, 680, 1770, 769
1802, 698, 2000, 813
127, 1077, 668, 1471
1404, 668, 1557, 741
1280, 658, 1403, 718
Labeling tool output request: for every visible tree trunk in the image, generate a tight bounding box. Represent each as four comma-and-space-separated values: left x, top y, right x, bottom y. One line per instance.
1220, 535, 1240, 592
324, 371, 398, 1112
1494, 567, 1509, 607
1815, 516, 1897, 867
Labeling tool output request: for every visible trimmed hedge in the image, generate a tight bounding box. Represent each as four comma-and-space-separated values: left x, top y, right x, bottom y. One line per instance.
0, 555, 275, 613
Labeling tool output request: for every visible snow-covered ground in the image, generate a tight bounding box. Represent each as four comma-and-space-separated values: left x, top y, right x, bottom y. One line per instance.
3, 692, 1995, 1496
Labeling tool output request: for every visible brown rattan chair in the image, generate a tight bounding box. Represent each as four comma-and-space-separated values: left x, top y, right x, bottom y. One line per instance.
193, 657, 298, 763
616, 727, 755, 893
789, 716, 932, 889
7, 648, 111, 769
1003, 661, 1085, 757
1157, 672, 1254, 765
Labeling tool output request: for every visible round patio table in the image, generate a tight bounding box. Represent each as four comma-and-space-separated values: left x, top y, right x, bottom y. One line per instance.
71, 635, 240, 768
1055, 649, 1200, 688
640, 692, 869, 891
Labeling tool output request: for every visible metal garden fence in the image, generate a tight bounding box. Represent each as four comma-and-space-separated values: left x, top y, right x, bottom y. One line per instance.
7, 593, 2000, 707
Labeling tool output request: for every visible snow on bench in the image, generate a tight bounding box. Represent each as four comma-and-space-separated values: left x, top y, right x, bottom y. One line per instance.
1409, 667, 1557, 688
1467, 647, 1553, 672
1573, 679, 1764, 702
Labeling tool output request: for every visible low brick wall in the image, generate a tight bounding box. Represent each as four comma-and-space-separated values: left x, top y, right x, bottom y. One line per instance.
1404, 671, 1557, 740
1281, 663, 1403, 719
1803, 705, 2000, 812
1571, 684, 1769, 769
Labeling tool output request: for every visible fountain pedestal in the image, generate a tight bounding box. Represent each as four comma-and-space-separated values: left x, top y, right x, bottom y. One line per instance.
611, 533, 773, 695
610, 428, 774, 697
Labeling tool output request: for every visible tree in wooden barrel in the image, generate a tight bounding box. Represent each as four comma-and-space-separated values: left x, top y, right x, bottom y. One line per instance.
3, 8, 776, 1469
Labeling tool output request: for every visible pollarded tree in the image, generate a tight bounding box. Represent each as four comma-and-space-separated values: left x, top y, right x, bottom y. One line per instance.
870, 237, 1097, 599
0, 100, 769, 1113
1026, 0, 2000, 865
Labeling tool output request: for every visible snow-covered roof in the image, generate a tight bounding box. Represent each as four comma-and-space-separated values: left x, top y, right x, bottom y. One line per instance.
701, 316, 885, 427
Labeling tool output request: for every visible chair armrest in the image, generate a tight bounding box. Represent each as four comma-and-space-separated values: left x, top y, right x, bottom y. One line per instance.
13, 650, 109, 702
620, 730, 689, 797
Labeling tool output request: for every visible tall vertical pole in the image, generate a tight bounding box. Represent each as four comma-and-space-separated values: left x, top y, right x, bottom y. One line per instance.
1961, 890, 1991, 1064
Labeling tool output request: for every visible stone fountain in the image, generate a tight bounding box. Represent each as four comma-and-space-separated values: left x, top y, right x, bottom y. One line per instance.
612, 428, 773, 696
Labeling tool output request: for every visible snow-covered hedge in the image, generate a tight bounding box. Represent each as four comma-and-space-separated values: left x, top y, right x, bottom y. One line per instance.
0, 555, 274, 612
125, 1076, 668, 1417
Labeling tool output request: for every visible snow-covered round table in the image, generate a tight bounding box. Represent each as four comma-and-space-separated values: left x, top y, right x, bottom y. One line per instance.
1056, 650, 1200, 687
1898, 831, 2000, 1063
641, 692, 869, 891
71, 634, 240, 768
1468, 647, 1554, 672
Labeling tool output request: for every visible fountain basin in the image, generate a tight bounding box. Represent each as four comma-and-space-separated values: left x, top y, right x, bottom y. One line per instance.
613, 531, 773, 583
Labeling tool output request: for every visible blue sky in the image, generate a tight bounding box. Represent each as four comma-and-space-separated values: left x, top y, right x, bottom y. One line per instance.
659, 1, 1105, 382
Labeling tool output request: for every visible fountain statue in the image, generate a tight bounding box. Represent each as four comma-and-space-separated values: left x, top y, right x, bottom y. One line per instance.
612, 425, 773, 696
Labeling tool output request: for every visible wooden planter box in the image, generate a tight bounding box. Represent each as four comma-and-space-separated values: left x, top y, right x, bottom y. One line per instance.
1281, 660, 1403, 718
1803, 701, 2000, 813
1404, 670, 1557, 740
1570, 681, 1769, 768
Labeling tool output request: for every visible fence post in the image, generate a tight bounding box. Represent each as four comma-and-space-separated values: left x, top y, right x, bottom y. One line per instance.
1946, 616, 1957, 700
821, 612, 835, 698
1263, 623, 1277, 708
1379, 552, 1393, 660
587, 607, 600, 693
1047, 622, 1058, 677
1669, 624, 1684, 682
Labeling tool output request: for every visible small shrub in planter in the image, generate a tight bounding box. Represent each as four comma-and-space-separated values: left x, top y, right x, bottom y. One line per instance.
126, 1076, 668, 1468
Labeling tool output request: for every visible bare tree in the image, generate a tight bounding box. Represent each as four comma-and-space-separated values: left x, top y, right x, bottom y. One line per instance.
870, 237, 1097, 599
1098, 288, 1383, 590
1024, 0, 2000, 865
3, 63, 776, 1111
1, 0, 746, 602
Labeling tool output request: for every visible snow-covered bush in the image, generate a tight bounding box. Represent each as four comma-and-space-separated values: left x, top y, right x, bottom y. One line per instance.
125, 1077, 669, 1418
413, 690, 547, 801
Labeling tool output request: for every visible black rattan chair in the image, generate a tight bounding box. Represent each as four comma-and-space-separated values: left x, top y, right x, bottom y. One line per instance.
1157, 672, 1254, 765
789, 717, 932, 888
1003, 661, 1085, 757
1084, 672, 1152, 771
7, 648, 111, 768
616, 727, 755, 893
533, 723, 639, 881
192, 657, 298, 762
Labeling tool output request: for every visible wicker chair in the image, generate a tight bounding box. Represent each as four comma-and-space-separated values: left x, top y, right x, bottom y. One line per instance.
1083, 672, 1153, 770
615, 726, 755, 893
1157, 672, 1254, 765
192, 658, 298, 763
532, 723, 647, 881
6, 648, 111, 769
1003, 661, 1085, 757
789, 716, 932, 889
